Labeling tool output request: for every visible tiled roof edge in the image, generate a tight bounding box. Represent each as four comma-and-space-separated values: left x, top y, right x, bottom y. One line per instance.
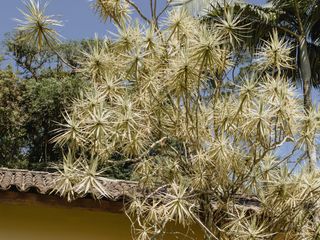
0, 168, 137, 200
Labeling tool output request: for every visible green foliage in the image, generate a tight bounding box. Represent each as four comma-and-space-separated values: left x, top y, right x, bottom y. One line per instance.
22, 75, 88, 166
4, 32, 93, 78
0, 69, 27, 168
5, 32, 56, 78
0, 67, 87, 169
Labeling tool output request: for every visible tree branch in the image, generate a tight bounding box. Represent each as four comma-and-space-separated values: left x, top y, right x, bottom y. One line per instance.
276, 25, 300, 40
44, 35, 77, 70
156, 0, 173, 21
124, 0, 151, 24
294, 0, 305, 36
153, 0, 157, 22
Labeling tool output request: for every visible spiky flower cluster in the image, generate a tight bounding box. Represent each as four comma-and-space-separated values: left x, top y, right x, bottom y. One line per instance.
48, 1, 320, 239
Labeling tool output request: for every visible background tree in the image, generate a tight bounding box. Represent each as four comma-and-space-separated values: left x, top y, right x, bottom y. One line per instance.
4, 32, 57, 79
0, 66, 87, 169
0, 67, 27, 167
4, 34, 95, 79
22, 76, 87, 166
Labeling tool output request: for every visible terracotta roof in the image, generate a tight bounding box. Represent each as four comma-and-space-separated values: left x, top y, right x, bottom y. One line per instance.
0, 168, 136, 200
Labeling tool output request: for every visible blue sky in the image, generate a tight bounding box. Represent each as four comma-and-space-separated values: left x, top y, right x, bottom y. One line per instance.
0, 0, 265, 42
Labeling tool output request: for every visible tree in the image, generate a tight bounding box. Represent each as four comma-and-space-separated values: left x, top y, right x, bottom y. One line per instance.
4, 33, 96, 79
0, 68, 28, 168
22, 75, 87, 166
0, 66, 87, 169
40, 1, 320, 239
4, 32, 57, 79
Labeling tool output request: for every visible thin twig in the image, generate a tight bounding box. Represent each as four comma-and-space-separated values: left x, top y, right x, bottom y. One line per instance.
124, 0, 151, 24
156, 0, 173, 21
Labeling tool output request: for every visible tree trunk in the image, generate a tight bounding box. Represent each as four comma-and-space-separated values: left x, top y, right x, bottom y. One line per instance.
299, 38, 312, 110
299, 38, 317, 171
199, 193, 214, 240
